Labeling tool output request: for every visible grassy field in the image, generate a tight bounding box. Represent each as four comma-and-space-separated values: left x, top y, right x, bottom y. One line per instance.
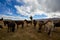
0, 23, 60, 40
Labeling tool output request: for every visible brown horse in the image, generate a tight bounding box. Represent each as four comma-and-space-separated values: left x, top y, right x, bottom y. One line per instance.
15, 21, 24, 29
24, 20, 32, 27
24, 20, 37, 27
33, 20, 37, 29
7, 21, 15, 32
3, 21, 9, 26
0, 18, 3, 29
38, 21, 44, 32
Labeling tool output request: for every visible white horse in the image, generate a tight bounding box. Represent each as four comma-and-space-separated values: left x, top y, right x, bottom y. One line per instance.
44, 20, 54, 36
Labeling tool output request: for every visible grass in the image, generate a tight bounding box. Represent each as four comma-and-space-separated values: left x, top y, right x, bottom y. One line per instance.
0, 23, 60, 40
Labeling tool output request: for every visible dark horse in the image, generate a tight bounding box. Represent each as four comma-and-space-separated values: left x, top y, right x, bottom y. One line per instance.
53, 21, 60, 32
15, 21, 24, 29
54, 22, 60, 27
7, 21, 15, 32
0, 18, 3, 21
0, 25, 3, 29
24, 20, 32, 27
0, 18, 3, 29
38, 21, 44, 32
3, 21, 9, 26
33, 20, 37, 28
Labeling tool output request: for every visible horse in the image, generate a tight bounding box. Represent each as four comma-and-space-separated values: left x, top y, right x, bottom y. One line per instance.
24, 20, 32, 27
0, 25, 3, 29
3, 21, 9, 26
38, 21, 44, 32
33, 20, 37, 29
54, 22, 60, 27
0, 18, 3, 21
15, 21, 24, 29
44, 20, 54, 36
7, 21, 15, 32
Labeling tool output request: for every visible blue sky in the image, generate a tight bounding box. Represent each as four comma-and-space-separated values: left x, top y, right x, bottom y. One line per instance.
0, 0, 59, 20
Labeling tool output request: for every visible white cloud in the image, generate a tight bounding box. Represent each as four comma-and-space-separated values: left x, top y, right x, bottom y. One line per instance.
2, 15, 30, 20
15, 0, 60, 19
50, 12, 60, 18
15, 0, 50, 18
14, 4, 47, 17
15, 0, 45, 17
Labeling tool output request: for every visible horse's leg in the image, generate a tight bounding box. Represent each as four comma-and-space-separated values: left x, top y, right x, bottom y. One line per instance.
7, 26, 10, 32
26, 23, 28, 27
22, 24, 24, 28
0, 25, 3, 29
34, 23, 36, 29
52, 25, 55, 32
3, 22, 5, 26
12, 26, 15, 32
17, 25, 19, 30
47, 28, 52, 37
53, 26, 56, 31
38, 25, 42, 33
4, 23, 5, 26
44, 25, 48, 32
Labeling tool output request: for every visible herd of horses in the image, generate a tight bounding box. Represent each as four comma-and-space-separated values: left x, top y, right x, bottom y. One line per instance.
0, 18, 60, 36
